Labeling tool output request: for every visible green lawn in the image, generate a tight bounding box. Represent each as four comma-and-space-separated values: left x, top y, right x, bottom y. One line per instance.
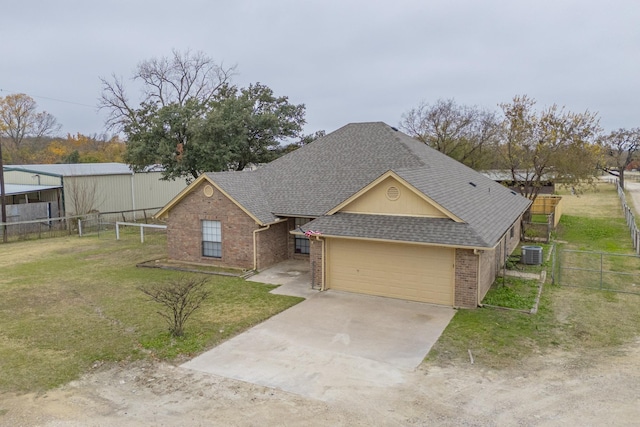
0, 231, 302, 393
428, 182, 640, 368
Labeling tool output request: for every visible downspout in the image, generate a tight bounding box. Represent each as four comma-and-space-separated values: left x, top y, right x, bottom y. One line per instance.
253, 224, 271, 271
320, 236, 326, 291
473, 248, 483, 306
252, 218, 288, 271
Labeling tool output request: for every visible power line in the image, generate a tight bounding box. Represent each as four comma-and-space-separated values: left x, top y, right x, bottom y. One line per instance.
0, 88, 96, 109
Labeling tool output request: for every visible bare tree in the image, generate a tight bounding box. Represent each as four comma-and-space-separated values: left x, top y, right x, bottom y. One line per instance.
139, 276, 211, 337
99, 49, 236, 132
65, 176, 102, 216
400, 98, 500, 169
0, 93, 61, 159
602, 128, 640, 189
499, 95, 602, 205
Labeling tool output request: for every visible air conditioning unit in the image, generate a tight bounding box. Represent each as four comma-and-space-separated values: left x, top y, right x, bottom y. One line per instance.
521, 246, 543, 265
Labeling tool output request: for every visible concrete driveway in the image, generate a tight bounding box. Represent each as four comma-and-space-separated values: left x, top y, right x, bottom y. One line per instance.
182, 291, 455, 401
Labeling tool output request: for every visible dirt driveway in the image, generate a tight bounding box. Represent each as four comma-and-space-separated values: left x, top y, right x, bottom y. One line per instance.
2, 341, 639, 426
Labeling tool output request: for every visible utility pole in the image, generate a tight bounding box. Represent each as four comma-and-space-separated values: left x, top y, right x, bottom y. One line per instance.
0, 139, 6, 242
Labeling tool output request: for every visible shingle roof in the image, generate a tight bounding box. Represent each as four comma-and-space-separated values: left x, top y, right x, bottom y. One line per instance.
299, 213, 487, 247
206, 122, 531, 247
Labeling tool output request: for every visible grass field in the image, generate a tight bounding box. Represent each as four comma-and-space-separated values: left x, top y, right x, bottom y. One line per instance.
0, 231, 302, 393
428, 182, 640, 368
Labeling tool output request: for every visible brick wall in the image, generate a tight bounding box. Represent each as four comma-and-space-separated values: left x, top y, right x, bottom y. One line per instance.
454, 248, 479, 308
256, 220, 289, 270
166, 181, 258, 270
478, 248, 496, 302
309, 238, 323, 289
477, 215, 525, 303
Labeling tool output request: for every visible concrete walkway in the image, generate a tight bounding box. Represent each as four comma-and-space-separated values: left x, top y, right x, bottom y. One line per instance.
182, 291, 455, 401
247, 259, 318, 298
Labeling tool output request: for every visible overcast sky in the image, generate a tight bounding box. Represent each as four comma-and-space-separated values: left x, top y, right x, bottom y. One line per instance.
1, 0, 638, 138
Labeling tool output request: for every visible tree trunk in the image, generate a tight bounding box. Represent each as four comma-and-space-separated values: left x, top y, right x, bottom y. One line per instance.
618, 167, 625, 189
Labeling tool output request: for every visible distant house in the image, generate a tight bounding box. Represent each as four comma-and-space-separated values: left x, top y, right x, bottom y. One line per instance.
2, 163, 188, 222
156, 123, 531, 308
482, 170, 556, 195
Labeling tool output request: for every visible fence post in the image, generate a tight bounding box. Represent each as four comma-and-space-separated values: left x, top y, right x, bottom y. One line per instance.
78, 219, 83, 237
552, 246, 556, 284
600, 252, 603, 290
116, 222, 120, 240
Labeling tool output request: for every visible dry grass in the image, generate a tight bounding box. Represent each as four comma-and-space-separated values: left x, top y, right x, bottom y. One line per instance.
558, 181, 621, 217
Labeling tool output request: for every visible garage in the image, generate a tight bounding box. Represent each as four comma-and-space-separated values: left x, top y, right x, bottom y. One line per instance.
326, 238, 454, 305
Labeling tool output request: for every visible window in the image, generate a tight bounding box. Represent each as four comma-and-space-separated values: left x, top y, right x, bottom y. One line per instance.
202, 220, 222, 258
294, 217, 312, 255
510, 226, 515, 239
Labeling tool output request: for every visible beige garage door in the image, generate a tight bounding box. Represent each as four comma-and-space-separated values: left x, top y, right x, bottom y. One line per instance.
326, 238, 454, 305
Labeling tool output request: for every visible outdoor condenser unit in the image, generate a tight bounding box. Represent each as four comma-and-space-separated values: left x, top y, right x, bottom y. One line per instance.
521, 246, 543, 265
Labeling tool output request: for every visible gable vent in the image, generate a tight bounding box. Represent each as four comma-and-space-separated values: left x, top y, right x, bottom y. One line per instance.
203, 185, 214, 197
386, 186, 400, 201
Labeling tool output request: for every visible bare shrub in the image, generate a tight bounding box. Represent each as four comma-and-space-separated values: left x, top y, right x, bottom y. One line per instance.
139, 276, 210, 337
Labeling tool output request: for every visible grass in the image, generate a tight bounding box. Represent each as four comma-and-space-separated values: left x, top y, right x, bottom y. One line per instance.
428, 181, 640, 369
0, 231, 302, 393
482, 277, 540, 310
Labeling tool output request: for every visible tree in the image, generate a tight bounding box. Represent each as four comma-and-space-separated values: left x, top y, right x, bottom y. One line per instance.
498, 95, 602, 205
198, 83, 306, 172
399, 98, 500, 169
99, 49, 235, 132
602, 128, 640, 189
122, 83, 306, 181
139, 276, 211, 337
0, 93, 61, 163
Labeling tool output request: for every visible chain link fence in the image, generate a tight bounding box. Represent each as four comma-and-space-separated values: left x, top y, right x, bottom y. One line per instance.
553, 249, 640, 295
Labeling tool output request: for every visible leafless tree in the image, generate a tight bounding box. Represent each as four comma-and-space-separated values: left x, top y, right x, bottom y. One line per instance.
65, 176, 102, 216
0, 93, 61, 152
499, 95, 602, 204
400, 98, 500, 169
139, 276, 211, 337
99, 49, 236, 132
602, 128, 640, 189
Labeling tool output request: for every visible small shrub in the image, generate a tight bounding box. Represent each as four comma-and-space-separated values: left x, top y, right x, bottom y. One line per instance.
139, 276, 210, 337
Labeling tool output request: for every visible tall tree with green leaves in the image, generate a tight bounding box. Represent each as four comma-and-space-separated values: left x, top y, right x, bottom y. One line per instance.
100, 51, 305, 181
499, 95, 602, 205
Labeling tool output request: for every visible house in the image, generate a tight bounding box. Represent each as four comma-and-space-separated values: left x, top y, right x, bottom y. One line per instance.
156, 122, 531, 308
482, 170, 556, 195
3, 163, 188, 221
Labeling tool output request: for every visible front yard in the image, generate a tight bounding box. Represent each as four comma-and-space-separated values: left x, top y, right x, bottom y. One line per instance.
0, 231, 302, 393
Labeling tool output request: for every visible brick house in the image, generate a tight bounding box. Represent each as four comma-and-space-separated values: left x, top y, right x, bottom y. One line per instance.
156, 122, 531, 308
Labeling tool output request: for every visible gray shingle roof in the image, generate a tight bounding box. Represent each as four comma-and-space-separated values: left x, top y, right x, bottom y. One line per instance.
300, 213, 488, 247
206, 122, 531, 247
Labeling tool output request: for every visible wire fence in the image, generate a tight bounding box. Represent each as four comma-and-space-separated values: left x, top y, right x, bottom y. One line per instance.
616, 181, 640, 255
0, 207, 166, 243
552, 249, 640, 295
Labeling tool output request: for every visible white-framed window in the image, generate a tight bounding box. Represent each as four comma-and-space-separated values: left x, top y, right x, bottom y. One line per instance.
294, 217, 312, 255
202, 220, 222, 258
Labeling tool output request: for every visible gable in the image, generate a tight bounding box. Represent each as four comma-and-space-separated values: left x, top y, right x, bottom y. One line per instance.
333, 173, 457, 220
155, 174, 263, 224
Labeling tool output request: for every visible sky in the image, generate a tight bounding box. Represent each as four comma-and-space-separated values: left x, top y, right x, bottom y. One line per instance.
1, 0, 638, 138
